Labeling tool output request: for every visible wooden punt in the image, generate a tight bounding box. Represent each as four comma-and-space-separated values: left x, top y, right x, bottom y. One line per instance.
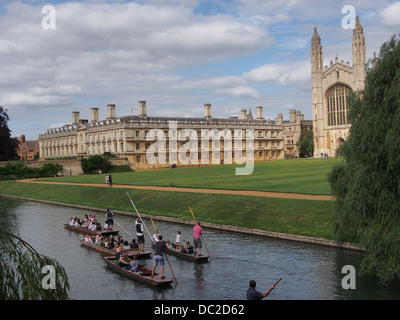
64, 223, 119, 236
104, 256, 173, 286
79, 238, 151, 258
165, 248, 209, 262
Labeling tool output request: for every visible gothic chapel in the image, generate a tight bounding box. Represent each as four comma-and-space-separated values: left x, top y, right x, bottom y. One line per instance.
311, 16, 366, 157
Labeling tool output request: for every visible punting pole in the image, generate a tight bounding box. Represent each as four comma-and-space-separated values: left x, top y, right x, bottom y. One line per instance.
113, 219, 132, 238
273, 278, 282, 287
150, 218, 177, 284
189, 207, 211, 262
126, 192, 154, 244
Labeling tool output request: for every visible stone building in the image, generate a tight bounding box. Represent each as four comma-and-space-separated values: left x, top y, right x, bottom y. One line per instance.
311, 16, 367, 157
281, 110, 313, 158
39, 102, 308, 169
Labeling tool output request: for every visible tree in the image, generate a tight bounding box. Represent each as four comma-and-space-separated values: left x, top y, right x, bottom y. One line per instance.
0, 197, 70, 299
296, 129, 314, 157
80, 155, 111, 174
328, 34, 400, 278
0, 107, 19, 161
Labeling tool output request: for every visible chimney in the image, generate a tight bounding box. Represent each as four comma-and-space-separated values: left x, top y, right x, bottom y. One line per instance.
107, 104, 116, 119
139, 101, 147, 117
257, 106, 263, 120
19, 135, 26, 143
241, 109, 247, 120
296, 111, 302, 124
91, 108, 99, 123
72, 111, 80, 125
275, 113, 283, 125
289, 109, 296, 123
204, 103, 211, 119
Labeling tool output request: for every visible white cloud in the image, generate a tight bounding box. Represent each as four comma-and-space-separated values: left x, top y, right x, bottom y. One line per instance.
380, 2, 400, 26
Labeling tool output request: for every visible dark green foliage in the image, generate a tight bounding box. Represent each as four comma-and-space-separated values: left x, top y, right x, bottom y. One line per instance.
328, 35, 400, 277
80, 155, 111, 174
0, 162, 63, 179
296, 129, 314, 157
0, 107, 19, 161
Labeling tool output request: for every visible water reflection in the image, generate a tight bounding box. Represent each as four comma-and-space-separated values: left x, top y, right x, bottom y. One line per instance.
4, 197, 400, 300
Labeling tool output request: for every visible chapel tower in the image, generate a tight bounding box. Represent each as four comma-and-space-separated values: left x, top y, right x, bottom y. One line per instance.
311, 17, 367, 157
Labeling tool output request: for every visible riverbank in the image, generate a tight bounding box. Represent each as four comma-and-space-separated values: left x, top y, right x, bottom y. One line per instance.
0, 180, 362, 252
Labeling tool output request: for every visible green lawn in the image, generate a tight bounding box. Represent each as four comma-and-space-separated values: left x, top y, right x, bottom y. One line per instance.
0, 180, 336, 239
41, 158, 342, 195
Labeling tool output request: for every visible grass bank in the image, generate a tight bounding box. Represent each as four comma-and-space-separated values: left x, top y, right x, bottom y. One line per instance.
0, 180, 336, 240
40, 158, 341, 195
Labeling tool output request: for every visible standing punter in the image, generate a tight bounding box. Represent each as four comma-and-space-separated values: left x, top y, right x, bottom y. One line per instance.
106, 209, 114, 230
135, 218, 145, 252
151, 234, 166, 279
193, 221, 203, 256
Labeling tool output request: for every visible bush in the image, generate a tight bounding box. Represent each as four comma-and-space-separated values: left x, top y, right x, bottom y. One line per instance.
80, 155, 111, 174
0, 162, 63, 179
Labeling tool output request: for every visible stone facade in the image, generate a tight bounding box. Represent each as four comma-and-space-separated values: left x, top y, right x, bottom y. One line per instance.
39, 102, 310, 170
311, 16, 366, 157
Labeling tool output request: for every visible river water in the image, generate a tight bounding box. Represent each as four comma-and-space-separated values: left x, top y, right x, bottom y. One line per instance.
4, 198, 400, 300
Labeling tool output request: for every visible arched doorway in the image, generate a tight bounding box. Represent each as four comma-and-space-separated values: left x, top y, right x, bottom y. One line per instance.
336, 138, 345, 156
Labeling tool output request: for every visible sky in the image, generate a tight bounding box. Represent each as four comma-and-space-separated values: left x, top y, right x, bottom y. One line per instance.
1, 0, 399, 140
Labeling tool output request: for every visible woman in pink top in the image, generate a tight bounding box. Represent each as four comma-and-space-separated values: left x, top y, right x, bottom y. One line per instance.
193, 222, 203, 256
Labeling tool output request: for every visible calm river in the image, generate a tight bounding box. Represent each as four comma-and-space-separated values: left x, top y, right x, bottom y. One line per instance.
4, 198, 400, 300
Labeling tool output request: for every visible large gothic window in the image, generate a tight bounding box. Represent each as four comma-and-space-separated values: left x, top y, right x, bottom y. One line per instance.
325, 84, 352, 126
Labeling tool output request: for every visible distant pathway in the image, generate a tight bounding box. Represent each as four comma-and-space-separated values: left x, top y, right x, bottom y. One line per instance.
17, 179, 335, 201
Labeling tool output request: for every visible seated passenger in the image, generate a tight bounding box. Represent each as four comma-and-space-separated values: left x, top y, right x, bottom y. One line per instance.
182, 241, 193, 254
102, 221, 109, 230
95, 234, 101, 245
129, 256, 140, 272
166, 240, 173, 250
129, 239, 139, 249
84, 234, 93, 244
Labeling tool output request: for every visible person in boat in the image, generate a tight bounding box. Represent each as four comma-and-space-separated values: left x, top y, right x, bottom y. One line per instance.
151, 234, 166, 279
129, 256, 140, 272
82, 214, 89, 223
84, 234, 93, 244
181, 241, 193, 254
116, 235, 124, 246
99, 237, 105, 247
193, 222, 203, 256
68, 217, 74, 226
114, 243, 124, 261
103, 238, 109, 249
246, 280, 276, 300
135, 218, 146, 252
106, 209, 114, 230
89, 219, 98, 231
109, 235, 116, 249
102, 220, 109, 230
129, 239, 138, 249
123, 240, 130, 250
175, 231, 182, 250
94, 234, 102, 245
118, 254, 131, 270
74, 218, 81, 227
166, 240, 173, 250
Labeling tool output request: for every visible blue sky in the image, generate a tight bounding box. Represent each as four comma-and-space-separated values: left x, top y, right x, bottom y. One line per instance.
1, 0, 399, 140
